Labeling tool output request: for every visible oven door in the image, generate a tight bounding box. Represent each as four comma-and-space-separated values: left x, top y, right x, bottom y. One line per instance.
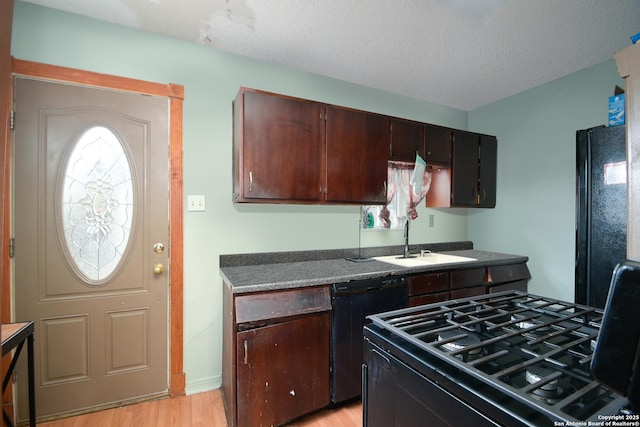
591, 259, 640, 408
363, 324, 555, 426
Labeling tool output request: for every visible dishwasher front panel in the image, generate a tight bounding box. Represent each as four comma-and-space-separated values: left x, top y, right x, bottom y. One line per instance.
330, 278, 407, 403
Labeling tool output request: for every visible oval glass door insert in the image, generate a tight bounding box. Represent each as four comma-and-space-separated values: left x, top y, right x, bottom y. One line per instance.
61, 125, 134, 284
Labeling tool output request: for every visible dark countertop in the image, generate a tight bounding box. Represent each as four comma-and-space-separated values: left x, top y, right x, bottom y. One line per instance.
220, 246, 529, 294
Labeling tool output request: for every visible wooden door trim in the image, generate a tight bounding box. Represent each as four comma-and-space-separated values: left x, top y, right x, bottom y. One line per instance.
1, 0, 14, 420
9, 58, 185, 397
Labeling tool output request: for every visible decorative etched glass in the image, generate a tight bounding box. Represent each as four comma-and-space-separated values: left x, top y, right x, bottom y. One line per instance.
61, 126, 134, 283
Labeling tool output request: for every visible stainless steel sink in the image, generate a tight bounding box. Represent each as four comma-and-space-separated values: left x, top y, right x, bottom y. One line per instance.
374, 253, 476, 268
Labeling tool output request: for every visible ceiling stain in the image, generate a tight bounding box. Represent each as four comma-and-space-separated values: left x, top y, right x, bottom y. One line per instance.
198, 0, 255, 46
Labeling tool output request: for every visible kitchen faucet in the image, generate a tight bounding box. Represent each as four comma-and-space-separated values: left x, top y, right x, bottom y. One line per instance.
403, 219, 411, 258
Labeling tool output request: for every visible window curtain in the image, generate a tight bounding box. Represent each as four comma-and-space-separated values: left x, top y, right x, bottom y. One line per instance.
379, 161, 432, 228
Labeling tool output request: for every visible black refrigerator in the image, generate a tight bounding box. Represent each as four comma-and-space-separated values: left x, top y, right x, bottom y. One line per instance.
575, 125, 627, 308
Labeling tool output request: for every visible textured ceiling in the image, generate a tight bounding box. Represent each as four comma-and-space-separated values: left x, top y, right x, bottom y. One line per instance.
21, 0, 640, 110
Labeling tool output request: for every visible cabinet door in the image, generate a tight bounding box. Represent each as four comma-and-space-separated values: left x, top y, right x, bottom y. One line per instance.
425, 124, 452, 165
236, 313, 330, 427
389, 118, 424, 162
478, 135, 497, 207
326, 106, 388, 204
451, 267, 486, 290
451, 130, 479, 206
235, 90, 325, 202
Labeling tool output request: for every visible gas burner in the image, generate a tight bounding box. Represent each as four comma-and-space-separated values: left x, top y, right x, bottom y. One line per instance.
438, 330, 483, 360
511, 314, 550, 334
525, 366, 565, 403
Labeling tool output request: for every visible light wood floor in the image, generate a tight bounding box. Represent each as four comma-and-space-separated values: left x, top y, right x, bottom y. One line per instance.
36, 390, 362, 427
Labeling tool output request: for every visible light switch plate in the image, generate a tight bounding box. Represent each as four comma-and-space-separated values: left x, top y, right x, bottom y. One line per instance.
187, 195, 206, 211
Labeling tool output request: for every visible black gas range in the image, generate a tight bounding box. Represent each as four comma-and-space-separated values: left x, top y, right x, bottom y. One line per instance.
363, 291, 638, 426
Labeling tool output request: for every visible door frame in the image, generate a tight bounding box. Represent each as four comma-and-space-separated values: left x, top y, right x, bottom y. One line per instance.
5, 58, 185, 397
1, 0, 14, 421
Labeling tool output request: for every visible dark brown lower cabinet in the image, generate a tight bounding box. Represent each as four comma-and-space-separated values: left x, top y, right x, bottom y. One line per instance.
408, 272, 449, 306
487, 263, 531, 293
223, 262, 529, 427
408, 263, 530, 305
223, 285, 331, 427
450, 267, 487, 299
236, 313, 330, 427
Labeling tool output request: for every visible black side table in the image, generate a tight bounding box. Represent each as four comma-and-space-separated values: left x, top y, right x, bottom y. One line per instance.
2, 321, 35, 427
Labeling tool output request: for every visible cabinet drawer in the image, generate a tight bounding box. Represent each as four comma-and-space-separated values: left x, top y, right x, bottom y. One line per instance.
407, 272, 449, 295
451, 286, 486, 299
487, 263, 531, 284
451, 268, 486, 289
409, 291, 449, 307
235, 286, 331, 325
489, 280, 527, 294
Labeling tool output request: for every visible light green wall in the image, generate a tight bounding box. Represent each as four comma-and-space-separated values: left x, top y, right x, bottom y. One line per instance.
12, 0, 626, 397
12, 1, 470, 394
469, 60, 623, 302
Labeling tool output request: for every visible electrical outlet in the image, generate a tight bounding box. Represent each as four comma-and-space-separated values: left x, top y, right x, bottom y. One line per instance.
187, 195, 206, 212
429, 214, 434, 227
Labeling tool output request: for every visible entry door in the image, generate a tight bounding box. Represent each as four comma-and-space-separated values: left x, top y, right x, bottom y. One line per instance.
13, 77, 170, 421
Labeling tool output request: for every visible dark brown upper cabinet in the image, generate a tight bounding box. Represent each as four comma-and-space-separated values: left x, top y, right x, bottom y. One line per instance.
424, 124, 452, 165
389, 118, 424, 162
233, 87, 496, 208
233, 89, 325, 203
325, 106, 388, 204
451, 131, 497, 207
478, 135, 497, 207
233, 87, 387, 205
388, 120, 451, 166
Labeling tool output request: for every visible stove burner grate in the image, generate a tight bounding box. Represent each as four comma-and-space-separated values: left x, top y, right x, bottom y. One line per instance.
366, 291, 627, 423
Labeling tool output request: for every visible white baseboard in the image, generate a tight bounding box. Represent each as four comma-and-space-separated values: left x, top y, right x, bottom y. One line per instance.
185, 374, 222, 396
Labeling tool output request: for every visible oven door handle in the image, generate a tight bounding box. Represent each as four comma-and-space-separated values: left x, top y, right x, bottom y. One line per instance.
362, 362, 368, 427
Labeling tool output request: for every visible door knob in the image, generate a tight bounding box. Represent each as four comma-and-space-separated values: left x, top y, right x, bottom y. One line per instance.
153, 243, 165, 254
153, 263, 165, 274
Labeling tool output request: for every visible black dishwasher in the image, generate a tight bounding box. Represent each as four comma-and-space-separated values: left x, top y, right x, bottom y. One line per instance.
331, 276, 408, 404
